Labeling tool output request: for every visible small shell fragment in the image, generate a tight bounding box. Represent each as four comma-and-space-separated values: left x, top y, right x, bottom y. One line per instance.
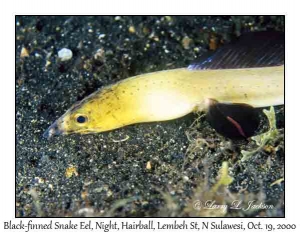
146, 161, 152, 170
20, 47, 29, 58
65, 165, 78, 178
128, 26, 136, 34
58, 48, 73, 61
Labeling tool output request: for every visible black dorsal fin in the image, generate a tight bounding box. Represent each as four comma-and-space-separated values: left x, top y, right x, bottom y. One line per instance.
205, 99, 260, 140
188, 31, 284, 70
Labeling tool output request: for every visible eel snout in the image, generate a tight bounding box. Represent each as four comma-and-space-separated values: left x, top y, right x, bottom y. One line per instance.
43, 121, 63, 139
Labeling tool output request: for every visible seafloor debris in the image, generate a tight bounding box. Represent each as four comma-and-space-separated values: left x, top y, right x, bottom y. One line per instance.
65, 165, 78, 178
184, 162, 234, 217
270, 178, 284, 187
58, 48, 73, 61
241, 106, 280, 161
20, 47, 29, 58
146, 161, 152, 170
182, 36, 193, 50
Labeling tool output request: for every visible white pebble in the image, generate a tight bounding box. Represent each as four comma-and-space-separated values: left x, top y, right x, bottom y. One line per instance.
58, 48, 73, 61
183, 176, 189, 181
98, 34, 106, 39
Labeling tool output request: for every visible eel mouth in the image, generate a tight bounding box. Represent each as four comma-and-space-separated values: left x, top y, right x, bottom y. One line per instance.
43, 121, 64, 139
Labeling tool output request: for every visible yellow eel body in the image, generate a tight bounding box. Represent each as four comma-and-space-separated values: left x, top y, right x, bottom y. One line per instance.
44, 65, 283, 137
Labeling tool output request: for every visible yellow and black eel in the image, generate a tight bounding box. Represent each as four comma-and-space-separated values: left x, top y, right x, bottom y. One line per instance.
43, 31, 284, 139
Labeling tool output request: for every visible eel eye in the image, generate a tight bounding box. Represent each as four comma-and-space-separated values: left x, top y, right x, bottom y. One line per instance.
76, 115, 87, 124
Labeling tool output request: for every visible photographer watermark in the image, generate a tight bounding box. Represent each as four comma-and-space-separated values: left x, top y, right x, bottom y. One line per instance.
193, 200, 274, 213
